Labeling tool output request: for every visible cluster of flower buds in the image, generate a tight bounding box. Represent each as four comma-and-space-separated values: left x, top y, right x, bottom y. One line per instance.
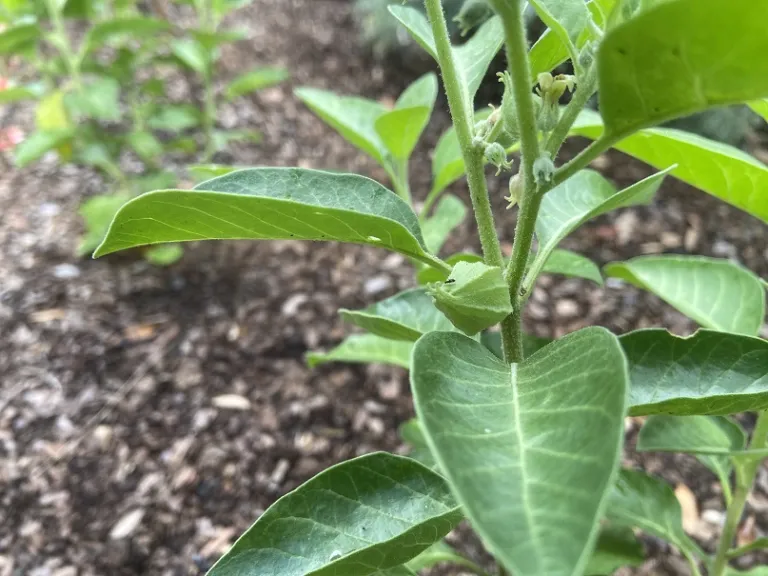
536, 72, 577, 132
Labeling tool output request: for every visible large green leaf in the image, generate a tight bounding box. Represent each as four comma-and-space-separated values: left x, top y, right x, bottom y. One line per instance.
585, 526, 644, 576
94, 169, 441, 270
605, 256, 764, 336
598, 0, 768, 137
208, 452, 461, 576
340, 288, 454, 342
637, 415, 746, 489
388, 6, 503, 104
421, 194, 466, 255
571, 110, 768, 223
295, 87, 387, 166
540, 249, 603, 285
621, 329, 768, 416
749, 100, 768, 123
525, 168, 669, 292
375, 73, 437, 161
606, 469, 703, 561
225, 66, 289, 100
307, 334, 413, 369
412, 328, 628, 576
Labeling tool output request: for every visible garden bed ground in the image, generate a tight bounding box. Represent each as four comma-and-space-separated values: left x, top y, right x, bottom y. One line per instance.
2, 1, 768, 575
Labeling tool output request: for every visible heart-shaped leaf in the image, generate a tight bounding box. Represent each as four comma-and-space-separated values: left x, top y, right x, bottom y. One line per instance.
340, 288, 454, 342
526, 168, 669, 292
621, 329, 768, 415
388, 6, 504, 104
541, 249, 603, 285
94, 169, 442, 271
307, 334, 413, 369
598, 0, 768, 137
375, 73, 437, 161
208, 452, 461, 576
412, 328, 628, 576
637, 415, 746, 490
585, 526, 645, 576
421, 194, 467, 255
572, 110, 768, 223
225, 67, 289, 100
606, 469, 704, 562
605, 256, 764, 336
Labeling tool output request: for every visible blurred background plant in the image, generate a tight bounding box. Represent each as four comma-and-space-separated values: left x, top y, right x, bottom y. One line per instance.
0, 0, 287, 263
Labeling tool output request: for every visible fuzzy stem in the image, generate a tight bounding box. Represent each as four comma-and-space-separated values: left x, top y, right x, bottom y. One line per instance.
423, 0, 504, 270
711, 410, 768, 576
488, 0, 541, 363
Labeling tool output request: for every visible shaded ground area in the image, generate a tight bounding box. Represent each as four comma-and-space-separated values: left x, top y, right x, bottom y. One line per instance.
1, 1, 768, 574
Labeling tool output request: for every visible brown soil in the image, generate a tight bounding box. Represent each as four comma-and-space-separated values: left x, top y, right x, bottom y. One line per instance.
2, 1, 768, 575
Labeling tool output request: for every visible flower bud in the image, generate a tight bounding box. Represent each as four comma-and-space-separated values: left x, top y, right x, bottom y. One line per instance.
497, 71, 520, 139
533, 152, 555, 185
484, 142, 513, 175
505, 174, 522, 209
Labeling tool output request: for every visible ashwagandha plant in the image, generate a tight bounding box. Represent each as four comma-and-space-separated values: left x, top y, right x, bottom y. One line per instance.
93, 0, 768, 574
168, 0, 288, 162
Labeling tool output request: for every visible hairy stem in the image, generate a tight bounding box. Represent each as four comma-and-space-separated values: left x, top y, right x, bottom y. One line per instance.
488, 0, 541, 363
423, 0, 504, 270
711, 410, 768, 576
552, 132, 618, 187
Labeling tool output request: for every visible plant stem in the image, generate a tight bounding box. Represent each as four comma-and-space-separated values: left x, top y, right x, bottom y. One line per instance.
423, 0, 504, 271
488, 0, 541, 363
202, 71, 216, 161
711, 410, 768, 576
44, 0, 82, 89
552, 132, 618, 187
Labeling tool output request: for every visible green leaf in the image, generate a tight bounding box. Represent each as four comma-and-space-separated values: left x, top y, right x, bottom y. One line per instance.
399, 418, 436, 470
726, 538, 768, 560
77, 193, 131, 256
144, 243, 184, 266
529, 0, 615, 79
598, 0, 768, 137
187, 164, 242, 183
191, 28, 246, 51
541, 249, 603, 285
36, 90, 70, 131
526, 168, 669, 291
307, 334, 412, 369
479, 330, 553, 361
94, 169, 439, 268
0, 82, 45, 104
416, 252, 484, 285
529, 0, 589, 44
375, 73, 437, 161
388, 6, 503, 104
85, 16, 169, 51
422, 194, 466, 255
621, 329, 768, 415
171, 38, 209, 75
405, 541, 484, 574
749, 99, 768, 123
0, 22, 39, 55
572, 110, 768, 223
605, 256, 765, 336
426, 262, 513, 336
295, 87, 388, 166
606, 469, 703, 561
127, 131, 163, 163
65, 76, 121, 122
148, 105, 201, 132
585, 526, 645, 576
211, 128, 262, 152
207, 452, 461, 576
726, 569, 768, 576
225, 66, 289, 100
14, 129, 73, 167
340, 288, 454, 342
412, 328, 628, 576
637, 414, 746, 489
